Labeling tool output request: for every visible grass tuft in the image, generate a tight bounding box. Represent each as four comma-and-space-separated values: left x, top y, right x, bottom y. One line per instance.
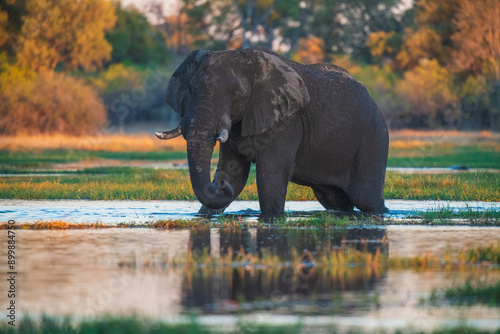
1, 169, 499, 201
429, 279, 500, 306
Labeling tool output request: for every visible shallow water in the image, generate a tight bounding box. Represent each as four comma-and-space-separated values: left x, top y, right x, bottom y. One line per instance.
2, 162, 499, 176
0, 226, 499, 331
1, 199, 499, 224
2, 198, 500, 331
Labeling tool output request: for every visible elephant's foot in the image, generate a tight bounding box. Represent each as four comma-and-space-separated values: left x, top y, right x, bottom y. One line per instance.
198, 204, 227, 217
370, 204, 389, 214
312, 185, 354, 212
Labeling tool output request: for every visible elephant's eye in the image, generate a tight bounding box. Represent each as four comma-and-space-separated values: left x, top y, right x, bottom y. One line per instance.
232, 88, 239, 96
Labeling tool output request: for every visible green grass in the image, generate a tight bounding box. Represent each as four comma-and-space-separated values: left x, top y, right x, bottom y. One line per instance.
1, 168, 499, 201
0, 149, 189, 172
396, 325, 500, 334
0, 150, 78, 170
429, 279, 500, 306
405, 207, 500, 226
1, 142, 498, 173
0, 316, 213, 334
384, 172, 500, 201
465, 243, 500, 263
388, 144, 500, 169
0, 315, 304, 334
0, 168, 193, 200
0, 316, 498, 334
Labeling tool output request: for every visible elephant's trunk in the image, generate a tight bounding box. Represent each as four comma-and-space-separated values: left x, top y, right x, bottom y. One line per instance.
187, 137, 234, 210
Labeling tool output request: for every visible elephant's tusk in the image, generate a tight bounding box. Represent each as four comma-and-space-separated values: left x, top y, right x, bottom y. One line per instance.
216, 129, 229, 143
155, 126, 182, 140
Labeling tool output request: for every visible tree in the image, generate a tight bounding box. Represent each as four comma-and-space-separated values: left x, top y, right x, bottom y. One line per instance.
451, 0, 500, 130
396, 27, 444, 70
395, 0, 462, 70
0, 0, 27, 54
451, 0, 500, 80
302, 0, 404, 62
16, 0, 116, 74
147, 0, 194, 56
366, 30, 398, 62
396, 59, 459, 128
106, 3, 169, 65
292, 36, 325, 64
179, 0, 303, 51
0, 8, 7, 47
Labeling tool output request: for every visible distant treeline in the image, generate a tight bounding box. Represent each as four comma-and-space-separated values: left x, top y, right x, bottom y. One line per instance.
0, 0, 499, 135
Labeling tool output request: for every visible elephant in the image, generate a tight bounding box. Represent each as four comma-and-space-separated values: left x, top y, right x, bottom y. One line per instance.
156, 47, 389, 218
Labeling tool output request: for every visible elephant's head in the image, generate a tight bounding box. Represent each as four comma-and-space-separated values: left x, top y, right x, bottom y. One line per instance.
155, 48, 310, 209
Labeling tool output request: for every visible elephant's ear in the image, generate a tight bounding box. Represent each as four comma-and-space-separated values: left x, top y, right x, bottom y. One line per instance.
241, 50, 310, 137
166, 50, 210, 117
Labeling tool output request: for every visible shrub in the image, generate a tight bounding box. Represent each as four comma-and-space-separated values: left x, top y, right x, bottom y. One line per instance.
0, 64, 106, 135
90, 63, 171, 126
396, 59, 459, 128
292, 36, 325, 64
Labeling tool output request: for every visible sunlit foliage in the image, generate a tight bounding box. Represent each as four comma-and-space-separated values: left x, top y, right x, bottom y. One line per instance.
396, 59, 459, 128
396, 27, 445, 71
292, 36, 325, 64
366, 30, 398, 61
16, 0, 116, 74
451, 0, 500, 80
0, 63, 106, 135
0, 8, 7, 47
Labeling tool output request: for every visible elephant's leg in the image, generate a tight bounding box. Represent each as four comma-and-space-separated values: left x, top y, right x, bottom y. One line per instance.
348, 163, 388, 214
255, 162, 291, 217
311, 185, 354, 212
198, 142, 251, 216
254, 139, 301, 218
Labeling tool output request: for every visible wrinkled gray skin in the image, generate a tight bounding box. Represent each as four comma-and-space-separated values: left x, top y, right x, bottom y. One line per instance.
156, 48, 389, 218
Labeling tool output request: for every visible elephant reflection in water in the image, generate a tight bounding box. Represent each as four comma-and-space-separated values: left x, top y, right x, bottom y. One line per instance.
183, 228, 388, 311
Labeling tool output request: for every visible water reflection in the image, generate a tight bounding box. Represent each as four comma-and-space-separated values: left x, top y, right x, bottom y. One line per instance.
0, 226, 498, 328
183, 227, 388, 313
189, 227, 388, 258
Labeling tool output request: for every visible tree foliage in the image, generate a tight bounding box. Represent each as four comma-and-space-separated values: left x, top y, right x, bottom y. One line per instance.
1, 0, 499, 132
451, 0, 500, 80
90, 63, 170, 127
16, 0, 116, 74
179, 0, 303, 51
106, 3, 168, 65
0, 8, 8, 47
394, 0, 460, 71
0, 63, 107, 135
178, 0, 403, 58
292, 36, 325, 64
0, 0, 27, 54
396, 59, 459, 128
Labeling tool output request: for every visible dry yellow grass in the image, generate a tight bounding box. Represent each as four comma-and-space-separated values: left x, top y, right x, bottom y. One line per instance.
389, 140, 434, 149
0, 220, 111, 230
388, 130, 500, 150
0, 219, 201, 229
0, 134, 187, 152
389, 129, 500, 141
1, 130, 498, 152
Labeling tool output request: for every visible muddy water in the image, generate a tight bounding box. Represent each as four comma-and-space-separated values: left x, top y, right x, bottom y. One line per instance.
0, 227, 499, 331
1, 199, 499, 224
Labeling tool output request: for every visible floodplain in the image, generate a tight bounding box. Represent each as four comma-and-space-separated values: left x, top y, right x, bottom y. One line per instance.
1, 130, 499, 333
